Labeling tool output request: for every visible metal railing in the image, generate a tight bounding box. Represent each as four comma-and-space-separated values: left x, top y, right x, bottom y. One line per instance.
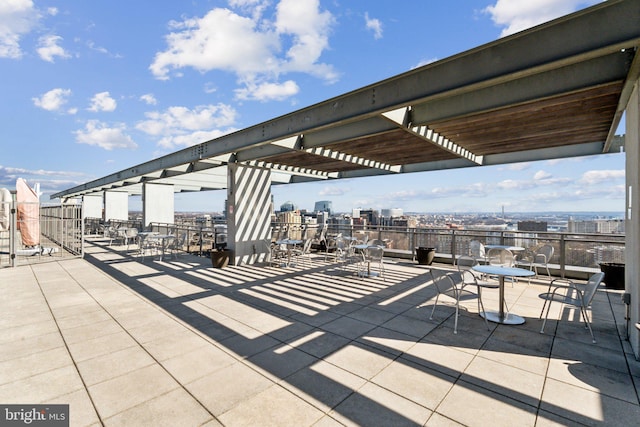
41, 204, 83, 256
81, 218, 625, 277
1, 202, 83, 268
271, 222, 625, 277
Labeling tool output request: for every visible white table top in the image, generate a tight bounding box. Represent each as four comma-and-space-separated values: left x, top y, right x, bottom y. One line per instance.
276, 239, 303, 245
485, 245, 525, 251
472, 265, 534, 277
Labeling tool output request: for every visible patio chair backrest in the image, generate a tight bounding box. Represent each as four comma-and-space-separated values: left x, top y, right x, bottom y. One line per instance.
456, 255, 477, 271
534, 245, 554, 263
430, 269, 455, 294
365, 245, 384, 262
470, 240, 486, 260
583, 272, 605, 306
369, 239, 384, 247
487, 248, 514, 267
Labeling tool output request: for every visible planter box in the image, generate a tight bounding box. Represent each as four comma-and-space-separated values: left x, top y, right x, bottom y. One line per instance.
599, 262, 624, 290
211, 250, 231, 268
416, 247, 435, 265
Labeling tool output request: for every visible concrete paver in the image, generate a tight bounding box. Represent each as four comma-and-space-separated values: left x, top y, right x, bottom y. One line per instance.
1, 239, 638, 426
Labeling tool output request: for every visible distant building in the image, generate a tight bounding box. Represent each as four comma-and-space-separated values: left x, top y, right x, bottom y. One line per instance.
327, 215, 353, 236
356, 209, 379, 226
381, 208, 403, 218
518, 221, 548, 232
390, 217, 417, 228
280, 200, 297, 212
568, 219, 624, 234
276, 210, 303, 239
314, 200, 333, 215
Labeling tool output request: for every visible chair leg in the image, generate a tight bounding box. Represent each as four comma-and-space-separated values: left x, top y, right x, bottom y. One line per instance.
539, 299, 548, 319
580, 306, 596, 343
540, 289, 558, 334
429, 295, 440, 321
453, 303, 459, 334
477, 287, 490, 331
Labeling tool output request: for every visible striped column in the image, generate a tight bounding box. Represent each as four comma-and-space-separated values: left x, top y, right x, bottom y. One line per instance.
227, 163, 272, 266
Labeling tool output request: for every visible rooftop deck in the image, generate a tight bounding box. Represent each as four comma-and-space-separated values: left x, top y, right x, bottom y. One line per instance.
1, 237, 639, 426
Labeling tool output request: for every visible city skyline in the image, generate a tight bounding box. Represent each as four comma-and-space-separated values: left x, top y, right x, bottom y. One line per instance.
2, 0, 624, 214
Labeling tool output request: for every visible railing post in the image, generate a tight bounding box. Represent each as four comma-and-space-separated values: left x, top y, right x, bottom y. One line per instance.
451, 229, 457, 261
559, 234, 566, 278
410, 228, 415, 258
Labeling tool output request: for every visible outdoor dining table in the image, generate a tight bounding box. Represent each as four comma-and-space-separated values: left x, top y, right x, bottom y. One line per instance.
353, 243, 380, 277
275, 239, 303, 267
148, 234, 175, 261
472, 265, 535, 325
485, 244, 525, 252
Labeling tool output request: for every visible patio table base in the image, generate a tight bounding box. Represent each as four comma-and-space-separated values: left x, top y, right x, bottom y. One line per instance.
480, 311, 525, 325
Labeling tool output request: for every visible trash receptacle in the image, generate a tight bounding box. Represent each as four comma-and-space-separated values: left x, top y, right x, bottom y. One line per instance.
599, 262, 624, 290
416, 247, 435, 265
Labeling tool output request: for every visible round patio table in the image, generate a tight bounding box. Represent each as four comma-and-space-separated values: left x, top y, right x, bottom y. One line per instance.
472, 265, 535, 325
275, 239, 303, 267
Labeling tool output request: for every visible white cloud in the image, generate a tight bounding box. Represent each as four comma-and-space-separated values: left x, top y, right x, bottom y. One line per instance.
498, 175, 570, 190
386, 189, 420, 201
483, 0, 602, 37
364, 12, 383, 39
150, 0, 336, 100
319, 185, 349, 196
235, 80, 299, 101
88, 91, 117, 112
204, 82, 217, 94
575, 184, 625, 200
533, 170, 552, 180
0, 0, 39, 59
275, 0, 336, 78
32, 88, 73, 112
74, 120, 137, 150
578, 169, 625, 185
506, 162, 531, 171
157, 129, 234, 149
37, 34, 70, 62
140, 93, 157, 105
431, 183, 489, 198
0, 165, 84, 178
136, 103, 238, 149
228, 0, 270, 20
150, 8, 280, 80
0, 164, 89, 193
85, 40, 121, 58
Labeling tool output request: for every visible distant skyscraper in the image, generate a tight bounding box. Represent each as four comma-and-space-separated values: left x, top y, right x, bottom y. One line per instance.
280, 201, 297, 212
518, 221, 547, 232
314, 200, 332, 214
381, 208, 403, 218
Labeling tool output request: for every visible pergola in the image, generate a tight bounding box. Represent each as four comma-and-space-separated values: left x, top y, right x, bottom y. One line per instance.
52, 1, 640, 356
53, 0, 636, 198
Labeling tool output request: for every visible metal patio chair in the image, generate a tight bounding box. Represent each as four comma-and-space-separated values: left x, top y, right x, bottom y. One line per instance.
539, 272, 604, 343
429, 269, 491, 334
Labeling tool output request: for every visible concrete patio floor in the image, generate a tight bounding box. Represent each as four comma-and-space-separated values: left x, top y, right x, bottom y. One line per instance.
1, 238, 639, 426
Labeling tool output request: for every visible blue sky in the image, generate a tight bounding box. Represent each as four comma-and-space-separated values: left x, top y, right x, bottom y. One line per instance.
1, 0, 624, 214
